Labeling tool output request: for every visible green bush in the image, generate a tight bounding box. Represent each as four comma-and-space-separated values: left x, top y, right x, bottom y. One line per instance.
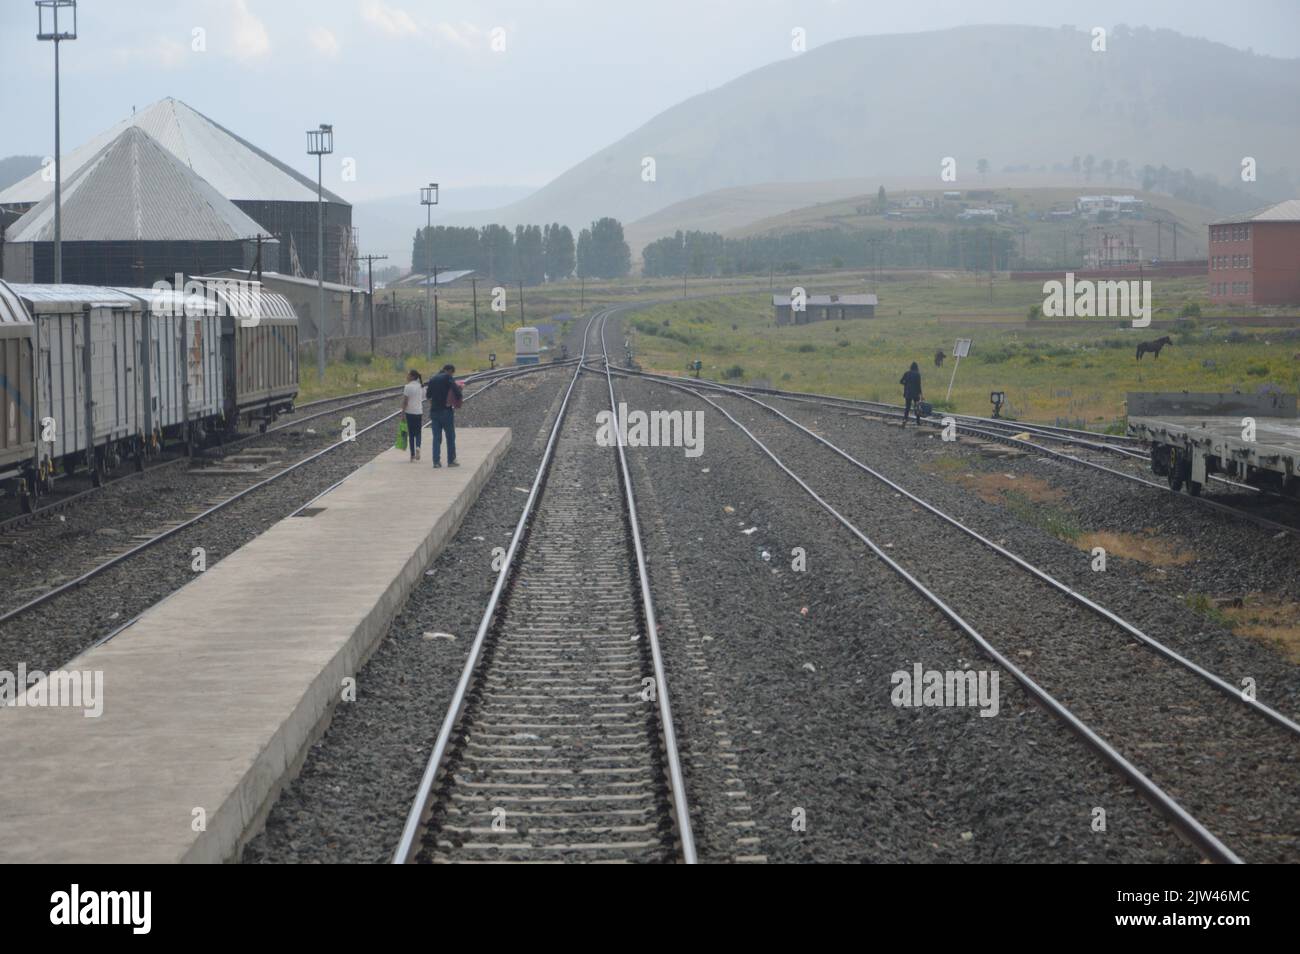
722, 365, 745, 380
797, 343, 817, 353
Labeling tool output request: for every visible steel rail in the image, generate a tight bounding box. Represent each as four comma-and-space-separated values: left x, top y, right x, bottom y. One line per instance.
641, 371, 1300, 738
603, 362, 1245, 864
391, 313, 606, 863
0, 361, 566, 629
1, 360, 579, 533
58, 370, 528, 665
597, 311, 698, 864
628, 370, 1300, 538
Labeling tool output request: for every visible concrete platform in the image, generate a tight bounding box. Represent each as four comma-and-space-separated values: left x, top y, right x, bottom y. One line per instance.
0, 427, 511, 863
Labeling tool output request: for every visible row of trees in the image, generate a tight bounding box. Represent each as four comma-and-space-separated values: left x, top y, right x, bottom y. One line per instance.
643, 226, 1017, 276
410, 218, 631, 284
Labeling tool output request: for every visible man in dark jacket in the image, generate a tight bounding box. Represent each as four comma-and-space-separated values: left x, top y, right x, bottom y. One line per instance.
900, 362, 923, 427
425, 363, 464, 468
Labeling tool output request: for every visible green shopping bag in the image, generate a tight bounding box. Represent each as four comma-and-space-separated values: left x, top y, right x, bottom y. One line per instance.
395, 418, 408, 451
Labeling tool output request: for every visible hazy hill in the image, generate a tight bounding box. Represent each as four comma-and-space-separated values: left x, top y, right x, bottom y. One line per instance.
486, 24, 1299, 233
0, 156, 42, 193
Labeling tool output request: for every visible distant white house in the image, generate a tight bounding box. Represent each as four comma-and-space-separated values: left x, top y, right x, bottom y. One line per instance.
1076, 195, 1145, 217
958, 208, 999, 221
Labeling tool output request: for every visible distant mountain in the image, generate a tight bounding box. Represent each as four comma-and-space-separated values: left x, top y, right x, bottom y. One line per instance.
0, 156, 43, 193
483, 24, 1300, 233
352, 185, 536, 268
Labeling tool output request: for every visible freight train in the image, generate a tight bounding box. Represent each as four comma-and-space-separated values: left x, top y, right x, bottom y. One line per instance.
0, 280, 299, 512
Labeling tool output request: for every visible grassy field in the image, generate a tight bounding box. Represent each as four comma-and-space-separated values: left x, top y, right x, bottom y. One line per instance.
298, 269, 1299, 426
621, 275, 1300, 428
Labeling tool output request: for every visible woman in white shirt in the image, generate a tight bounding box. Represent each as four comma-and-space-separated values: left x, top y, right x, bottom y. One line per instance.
400, 370, 425, 460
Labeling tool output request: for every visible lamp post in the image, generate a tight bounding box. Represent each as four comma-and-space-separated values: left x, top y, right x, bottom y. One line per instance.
307, 123, 334, 382
36, 1, 76, 284
420, 183, 439, 359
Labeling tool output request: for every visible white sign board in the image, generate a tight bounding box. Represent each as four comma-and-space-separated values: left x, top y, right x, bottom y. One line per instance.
954, 338, 973, 358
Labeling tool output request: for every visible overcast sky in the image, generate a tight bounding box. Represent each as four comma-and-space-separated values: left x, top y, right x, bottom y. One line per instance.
2, 0, 1297, 203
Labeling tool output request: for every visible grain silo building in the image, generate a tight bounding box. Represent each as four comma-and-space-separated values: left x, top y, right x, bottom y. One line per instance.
2, 126, 276, 287
0, 97, 350, 284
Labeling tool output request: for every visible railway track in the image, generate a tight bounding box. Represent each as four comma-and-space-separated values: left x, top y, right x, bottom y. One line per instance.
608, 363, 1300, 863
648, 376, 1300, 538
0, 362, 572, 535
393, 309, 695, 864
0, 361, 567, 631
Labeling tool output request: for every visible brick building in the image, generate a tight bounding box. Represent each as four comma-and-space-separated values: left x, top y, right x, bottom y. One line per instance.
1208, 200, 1300, 306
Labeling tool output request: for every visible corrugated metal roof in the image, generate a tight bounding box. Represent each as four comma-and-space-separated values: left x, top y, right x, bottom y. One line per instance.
197, 280, 298, 323
113, 287, 221, 316
0, 281, 34, 326
8, 283, 147, 311
1213, 199, 1300, 224
772, 294, 877, 306
199, 269, 364, 294
394, 269, 475, 287
0, 97, 349, 207
4, 127, 269, 244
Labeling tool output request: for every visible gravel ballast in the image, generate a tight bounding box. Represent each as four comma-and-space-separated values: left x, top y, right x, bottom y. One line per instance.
601, 368, 1199, 863
244, 368, 573, 862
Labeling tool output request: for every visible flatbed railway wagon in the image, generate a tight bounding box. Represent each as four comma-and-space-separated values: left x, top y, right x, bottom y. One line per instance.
201, 280, 299, 431
1128, 391, 1300, 497
0, 283, 36, 502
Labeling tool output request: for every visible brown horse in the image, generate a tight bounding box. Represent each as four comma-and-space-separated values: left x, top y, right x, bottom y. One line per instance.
1136, 336, 1172, 361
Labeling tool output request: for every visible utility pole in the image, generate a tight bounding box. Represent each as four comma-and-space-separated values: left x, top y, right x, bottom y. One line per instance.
419, 183, 439, 360
432, 264, 439, 355
580, 277, 585, 313
1170, 220, 1178, 260
471, 277, 479, 343
518, 279, 525, 327
306, 123, 334, 383
682, 232, 688, 300
989, 233, 994, 304
358, 253, 388, 355
37, 1, 76, 284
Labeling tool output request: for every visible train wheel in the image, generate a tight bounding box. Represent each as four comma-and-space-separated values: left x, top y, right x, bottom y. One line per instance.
18, 479, 35, 514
